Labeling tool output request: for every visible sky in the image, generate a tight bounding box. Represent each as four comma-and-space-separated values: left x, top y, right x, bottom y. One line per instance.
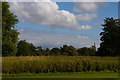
9, 1, 118, 49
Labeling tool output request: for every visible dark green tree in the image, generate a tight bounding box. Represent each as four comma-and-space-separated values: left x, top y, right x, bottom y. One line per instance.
51, 48, 61, 56
2, 2, 19, 56
16, 40, 36, 56
77, 47, 96, 56
36, 46, 43, 56
44, 48, 51, 56
61, 45, 78, 56
89, 45, 96, 56
0, 27, 1, 56
97, 18, 120, 56
77, 47, 89, 56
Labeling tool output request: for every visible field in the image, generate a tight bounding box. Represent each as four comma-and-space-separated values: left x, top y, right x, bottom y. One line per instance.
2, 56, 119, 74
2, 72, 119, 78
1, 56, 119, 79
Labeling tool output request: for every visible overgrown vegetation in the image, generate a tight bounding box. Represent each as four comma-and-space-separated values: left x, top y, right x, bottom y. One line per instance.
2, 56, 119, 74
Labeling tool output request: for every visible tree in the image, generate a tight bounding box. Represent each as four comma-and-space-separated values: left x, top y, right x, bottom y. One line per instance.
16, 40, 36, 56
51, 48, 61, 56
36, 46, 43, 56
77, 47, 96, 56
89, 45, 96, 56
97, 18, 120, 56
61, 45, 78, 56
44, 48, 51, 56
2, 2, 19, 56
0, 27, 1, 56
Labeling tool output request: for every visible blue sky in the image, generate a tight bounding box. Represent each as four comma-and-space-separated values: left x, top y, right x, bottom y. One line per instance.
9, 2, 118, 49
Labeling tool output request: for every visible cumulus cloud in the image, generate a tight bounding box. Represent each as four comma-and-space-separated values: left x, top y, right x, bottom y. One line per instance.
73, 2, 106, 22
74, 2, 105, 12
74, 2, 98, 12
76, 14, 97, 21
9, 2, 92, 30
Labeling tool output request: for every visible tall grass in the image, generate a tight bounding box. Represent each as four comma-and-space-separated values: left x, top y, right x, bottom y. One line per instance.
2, 56, 119, 74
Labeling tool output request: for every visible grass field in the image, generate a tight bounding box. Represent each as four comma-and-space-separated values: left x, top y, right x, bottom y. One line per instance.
2, 56, 119, 74
2, 72, 119, 78
1, 56, 119, 80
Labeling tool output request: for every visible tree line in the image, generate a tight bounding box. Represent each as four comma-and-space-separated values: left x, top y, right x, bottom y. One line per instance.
16, 40, 96, 56
2, 2, 120, 57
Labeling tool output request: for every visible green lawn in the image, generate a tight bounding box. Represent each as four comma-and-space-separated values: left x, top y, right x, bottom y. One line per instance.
2, 72, 119, 78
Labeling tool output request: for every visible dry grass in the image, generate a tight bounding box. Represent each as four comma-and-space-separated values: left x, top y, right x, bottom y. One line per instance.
2, 56, 119, 74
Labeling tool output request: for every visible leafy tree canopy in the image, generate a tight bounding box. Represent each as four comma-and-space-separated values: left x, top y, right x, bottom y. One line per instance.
97, 18, 120, 56
17, 40, 36, 56
2, 2, 19, 56
61, 45, 78, 56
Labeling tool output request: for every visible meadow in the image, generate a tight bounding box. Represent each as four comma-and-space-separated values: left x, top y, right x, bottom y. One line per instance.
2, 56, 119, 74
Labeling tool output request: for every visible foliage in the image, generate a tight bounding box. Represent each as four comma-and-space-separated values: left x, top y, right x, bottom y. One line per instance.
16, 40, 36, 56
35, 46, 44, 56
2, 2, 19, 56
61, 45, 78, 56
44, 48, 51, 56
50, 48, 61, 56
2, 56, 119, 74
17, 41, 97, 56
16, 43, 97, 56
77, 46, 96, 56
0, 2, 2, 54
97, 18, 120, 56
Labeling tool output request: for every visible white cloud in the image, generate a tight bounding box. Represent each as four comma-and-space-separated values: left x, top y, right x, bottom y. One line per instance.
76, 14, 97, 21
74, 2, 98, 12
76, 25, 92, 30
76, 35, 89, 39
73, 2, 106, 23
74, 2, 105, 12
9, 2, 92, 30
18, 29, 100, 48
